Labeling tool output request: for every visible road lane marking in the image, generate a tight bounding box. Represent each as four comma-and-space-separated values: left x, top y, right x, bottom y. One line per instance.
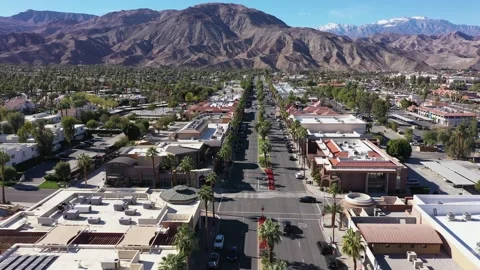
298, 242, 301, 247
302, 258, 305, 263
217, 195, 224, 213
217, 210, 321, 215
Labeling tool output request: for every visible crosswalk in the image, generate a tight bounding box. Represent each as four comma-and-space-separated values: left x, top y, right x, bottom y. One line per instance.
217, 191, 309, 199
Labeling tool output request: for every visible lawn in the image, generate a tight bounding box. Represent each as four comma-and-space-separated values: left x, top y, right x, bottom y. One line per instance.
38, 181, 60, 189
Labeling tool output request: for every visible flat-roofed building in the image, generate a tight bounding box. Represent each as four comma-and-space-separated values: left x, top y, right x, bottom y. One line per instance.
310, 139, 408, 193
0, 187, 201, 269
290, 115, 366, 134
411, 195, 480, 270
416, 106, 476, 127
184, 101, 238, 120
0, 143, 39, 166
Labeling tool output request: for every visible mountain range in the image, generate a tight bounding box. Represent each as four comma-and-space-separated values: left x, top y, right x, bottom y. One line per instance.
318, 16, 480, 38
0, 4, 478, 71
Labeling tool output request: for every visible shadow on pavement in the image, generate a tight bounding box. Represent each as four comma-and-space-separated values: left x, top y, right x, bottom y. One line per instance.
287, 261, 322, 270
218, 219, 253, 270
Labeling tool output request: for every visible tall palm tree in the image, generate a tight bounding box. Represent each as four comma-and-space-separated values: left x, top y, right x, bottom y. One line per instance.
259, 139, 272, 168
174, 224, 198, 270
77, 153, 92, 188
296, 127, 308, 169
146, 147, 159, 188
179, 156, 195, 186
342, 228, 365, 270
259, 218, 282, 264
163, 154, 177, 187
205, 172, 217, 225
0, 150, 11, 204
325, 182, 342, 243
198, 185, 213, 248
158, 253, 186, 270
217, 145, 231, 180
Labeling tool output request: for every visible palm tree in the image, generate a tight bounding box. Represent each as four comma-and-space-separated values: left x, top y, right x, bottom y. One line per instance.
158, 253, 186, 270
342, 228, 365, 270
163, 154, 177, 187
179, 156, 195, 186
77, 153, 92, 188
0, 150, 11, 204
217, 145, 231, 180
259, 139, 272, 167
174, 224, 198, 270
205, 172, 217, 225
259, 218, 282, 263
324, 182, 342, 243
146, 147, 159, 189
198, 185, 214, 248
265, 260, 288, 270
296, 126, 308, 168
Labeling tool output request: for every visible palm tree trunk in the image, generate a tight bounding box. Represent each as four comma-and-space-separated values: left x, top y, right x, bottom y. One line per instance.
212, 198, 216, 226
151, 159, 156, 189
170, 169, 174, 188
269, 246, 274, 263
1, 180, 6, 204
353, 257, 357, 270
84, 167, 88, 188
264, 152, 267, 167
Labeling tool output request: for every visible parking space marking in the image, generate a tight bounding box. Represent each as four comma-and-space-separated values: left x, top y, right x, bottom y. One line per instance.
297, 222, 308, 229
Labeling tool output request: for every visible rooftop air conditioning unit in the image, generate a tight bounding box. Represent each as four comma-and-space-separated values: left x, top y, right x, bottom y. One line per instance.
406, 251, 417, 262
476, 242, 480, 253
412, 259, 423, 268
464, 212, 472, 221
447, 212, 456, 221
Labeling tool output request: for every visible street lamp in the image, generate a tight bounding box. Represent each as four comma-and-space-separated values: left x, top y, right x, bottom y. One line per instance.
261, 205, 265, 218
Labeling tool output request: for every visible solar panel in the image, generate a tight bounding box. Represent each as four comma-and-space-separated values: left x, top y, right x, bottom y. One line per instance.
0, 255, 20, 269
34, 256, 57, 270
422, 161, 474, 186
439, 161, 480, 182
24, 256, 47, 270
17, 255, 37, 270
5, 255, 29, 270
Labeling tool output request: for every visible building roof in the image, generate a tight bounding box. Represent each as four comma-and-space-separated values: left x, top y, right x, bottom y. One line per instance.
160, 185, 198, 204
36, 225, 86, 246
108, 156, 137, 166
165, 145, 199, 155
357, 224, 442, 245
117, 226, 158, 248
418, 106, 476, 117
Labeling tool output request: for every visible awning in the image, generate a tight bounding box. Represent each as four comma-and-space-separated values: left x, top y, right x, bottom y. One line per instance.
37, 225, 85, 246
421, 161, 474, 186
117, 226, 158, 248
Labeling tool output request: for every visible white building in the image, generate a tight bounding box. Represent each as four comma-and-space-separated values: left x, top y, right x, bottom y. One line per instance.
412, 195, 480, 270
0, 143, 39, 166
45, 123, 87, 150
25, 112, 61, 124
290, 115, 367, 134
416, 106, 477, 127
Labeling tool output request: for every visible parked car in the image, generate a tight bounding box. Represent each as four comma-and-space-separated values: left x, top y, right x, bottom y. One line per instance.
317, 241, 335, 255
288, 149, 293, 153
295, 172, 304, 179
299, 196, 316, 203
208, 252, 220, 269
226, 246, 238, 261
289, 156, 296, 161
327, 257, 340, 270
406, 179, 420, 186
213, 234, 225, 250
282, 220, 292, 234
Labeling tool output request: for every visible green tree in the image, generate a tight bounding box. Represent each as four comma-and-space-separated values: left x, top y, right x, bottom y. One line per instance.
446, 125, 474, 159
475, 180, 480, 192
33, 125, 54, 156
404, 128, 414, 142
436, 128, 450, 145
86, 119, 99, 129
17, 122, 35, 143
6, 112, 25, 133
147, 104, 156, 111
264, 260, 288, 270
259, 218, 282, 264
158, 253, 186, 270
259, 139, 272, 167
423, 130, 438, 146
179, 156, 195, 186
372, 99, 389, 121
1, 122, 14, 134
325, 183, 342, 243
146, 147, 159, 188
0, 150, 11, 204
217, 144, 232, 180
100, 114, 110, 124
387, 139, 412, 161
77, 154, 92, 188
163, 154, 177, 187
205, 172, 217, 225
122, 122, 142, 140
185, 92, 194, 103
198, 185, 214, 248
54, 161, 71, 185
400, 98, 412, 110
61, 116, 77, 144
342, 228, 365, 270
4, 166, 17, 182
173, 224, 198, 270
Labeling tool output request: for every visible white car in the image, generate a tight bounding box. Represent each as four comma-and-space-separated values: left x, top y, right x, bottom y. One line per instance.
295, 172, 305, 179
213, 234, 225, 250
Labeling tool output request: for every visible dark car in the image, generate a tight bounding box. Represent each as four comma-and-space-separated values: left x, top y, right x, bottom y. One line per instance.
327, 258, 340, 270
208, 252, 220, 269
317, 241, 335, 255
282, 221, 292, 234
226, 246, 238, 261
289, 156, 296, 161
288, 149, 293, 153
299, 196, 316, 203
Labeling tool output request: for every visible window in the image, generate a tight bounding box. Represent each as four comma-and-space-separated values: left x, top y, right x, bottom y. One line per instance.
410, 244, 415, 248
398, 245, 402, 248
423, 245, 427, 248
11, 154, 15, 158
385, 244, 390, 248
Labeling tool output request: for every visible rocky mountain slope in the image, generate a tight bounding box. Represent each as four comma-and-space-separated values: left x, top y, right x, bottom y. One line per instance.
319, 17, 480, 38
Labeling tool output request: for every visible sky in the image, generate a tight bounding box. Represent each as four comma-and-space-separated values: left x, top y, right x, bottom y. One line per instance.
1, 0, 479, 27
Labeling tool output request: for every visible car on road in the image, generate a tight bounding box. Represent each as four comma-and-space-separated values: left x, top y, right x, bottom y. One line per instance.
226, 246, 238, 261
288, 149, 293, 153
213, 234, 225, 250
407, 179, 420, 186
299, 196, 316, 203
208, 252, 220, 269
326, 257, 340, 270
295, 172, 304, 179
289, 156, 296, 161
282, 220, 292, 234
317, 241, 335, 255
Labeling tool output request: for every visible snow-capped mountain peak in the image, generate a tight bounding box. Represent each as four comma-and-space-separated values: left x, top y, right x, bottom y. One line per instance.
318, 16, 480, 38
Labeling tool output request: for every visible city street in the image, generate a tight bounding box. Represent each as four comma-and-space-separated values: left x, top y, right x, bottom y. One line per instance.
207, 86, 328, 270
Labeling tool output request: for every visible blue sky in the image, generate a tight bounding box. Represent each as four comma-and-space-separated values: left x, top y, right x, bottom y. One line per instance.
2, 0, 479, 27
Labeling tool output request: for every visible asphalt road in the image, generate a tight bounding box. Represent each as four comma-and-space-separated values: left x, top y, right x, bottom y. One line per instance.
209, 88, 328, 270
0, 188, 56, 204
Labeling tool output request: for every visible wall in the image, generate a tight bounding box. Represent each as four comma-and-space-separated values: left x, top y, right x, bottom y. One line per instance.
352, 216, 417, 224
300, 122, 366, 134
369, 243, 440, 255
1, 144, 39, 166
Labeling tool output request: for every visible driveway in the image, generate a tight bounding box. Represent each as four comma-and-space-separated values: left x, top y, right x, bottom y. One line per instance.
0, 187, 56, 204
21, 160, 58, 186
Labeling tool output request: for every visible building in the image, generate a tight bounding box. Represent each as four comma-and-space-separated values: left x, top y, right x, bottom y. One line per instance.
0, 187, 201, 269
309, 139, 408, 193
45, 123, 87, 150
287, 101, 339, 116
184, 101, 238, 120
416, 106, 476, 127
175, 119, 229, 148
0, 143, 39, 166
274, 82, 306, 98
291, 115, 367, 134
106, 142, 212, 188
3, 95, 35, 113
25, 112, 61, 124
411, 195, 480, 270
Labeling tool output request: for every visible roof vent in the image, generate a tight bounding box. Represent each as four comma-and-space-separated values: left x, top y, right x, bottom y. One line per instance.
463, 212, 472, 221
447, 212, 455, 221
